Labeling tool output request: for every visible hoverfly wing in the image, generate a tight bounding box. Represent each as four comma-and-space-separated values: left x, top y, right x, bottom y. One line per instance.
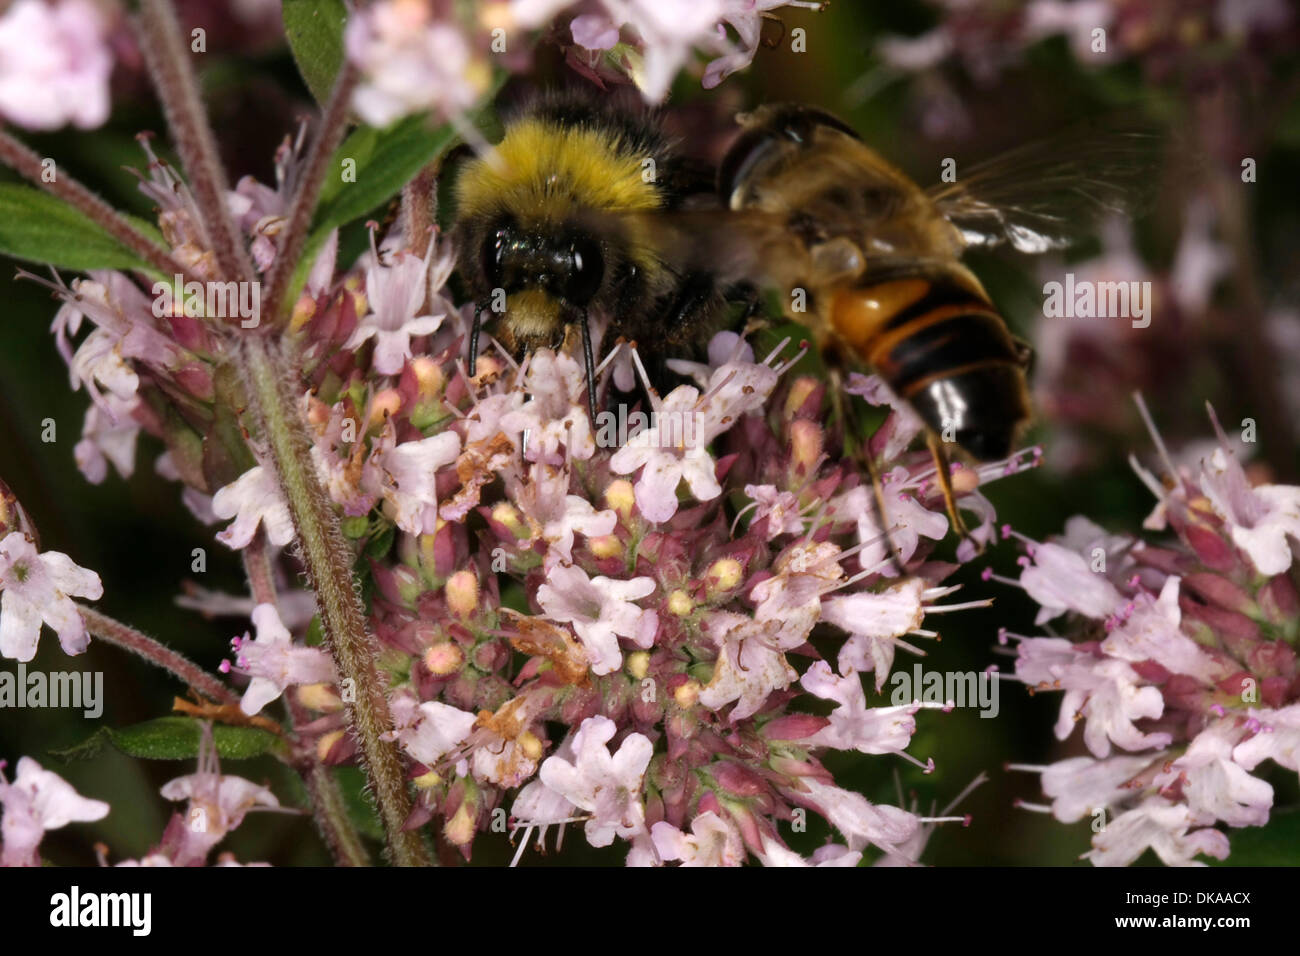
926, 123, 1166, 254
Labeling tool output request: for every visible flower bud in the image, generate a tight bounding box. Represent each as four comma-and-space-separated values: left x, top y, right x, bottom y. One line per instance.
444, 800, 477, 848
673, 679, 701, 709
297, 683, 342, 712
316, 730, 346, 762
605, 479, 636, 520
626, 650, 651, 680
490, 503, 529, 539
446, 569, 479, 618
667, 589, 693, 616
705, 557, 744, 594
789, 419, 823, 478
369, 388, 404, 429
783, 376, 820, 420
424, 641, 464, 676
589, 534, 624, 559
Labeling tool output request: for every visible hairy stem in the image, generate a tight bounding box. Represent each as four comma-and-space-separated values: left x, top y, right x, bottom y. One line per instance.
262, 63, 358, 326
79, 606, 238, 707
241, 536, 373, 867
0, 130, 191, 280
241, 530, 280, 607
240, 335, 428, 866
135, 0, 255, 285
298, 751, 374, 867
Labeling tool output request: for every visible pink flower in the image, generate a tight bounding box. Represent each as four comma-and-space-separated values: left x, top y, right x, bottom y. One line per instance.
1038, 754, 1160, 823
1019, 540, 1124, 625
1085, 797, 1229, 867
538, 716, 653, 848
1198, 446, 1300, 576
0, 0, 113, 131
0, 757, 109, 866
345, 245, 446, 375
75, 393, 140, 484
0, 532, 102, 662
1100, 577, 1221, 684
512, 464, 617, 568
823, 577, 928, 689
799, 661, 919, 756
793, 777, 919, 856
388, 693, 479, 767
650, 811, 744, 866
226, 604, 337, 716
610, 349, 780, 522
158, 759, 279, 866
536, 564, 656, 675
1153, 721, 1273, 828
377, 431, 462, 534
743, 484, 805, 539
1233, 704, 1300, 776
831, 475, 949, 576
698, 610, 798, 720
500, 352, 596, 463
212, 465, 296, 550
758, 839, 863, 867
609, 385, 720, 523
346, 3, 489, 127
1015, 636, 1171, 758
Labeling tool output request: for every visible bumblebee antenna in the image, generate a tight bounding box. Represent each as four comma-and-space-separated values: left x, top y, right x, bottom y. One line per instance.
579, 309, 598, 424
468, 301, 486, 377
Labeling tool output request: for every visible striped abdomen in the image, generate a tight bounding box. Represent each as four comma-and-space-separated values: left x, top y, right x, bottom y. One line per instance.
829, 268, 1032, 461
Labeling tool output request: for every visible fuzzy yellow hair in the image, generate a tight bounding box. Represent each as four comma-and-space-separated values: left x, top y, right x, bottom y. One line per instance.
455, 118, 664, 220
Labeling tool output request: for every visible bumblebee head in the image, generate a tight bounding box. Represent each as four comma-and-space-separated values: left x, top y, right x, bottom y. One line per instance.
481, 215, 605, 309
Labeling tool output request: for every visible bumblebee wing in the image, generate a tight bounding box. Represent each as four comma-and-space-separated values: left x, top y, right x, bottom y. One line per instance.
926, 123, 1166, 254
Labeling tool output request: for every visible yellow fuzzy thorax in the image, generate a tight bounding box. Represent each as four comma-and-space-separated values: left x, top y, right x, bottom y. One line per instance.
455, 118, 663, 219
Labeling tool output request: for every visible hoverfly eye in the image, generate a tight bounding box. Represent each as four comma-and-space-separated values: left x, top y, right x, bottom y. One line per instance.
563, 236, 604, 305
718, 128, 781, 210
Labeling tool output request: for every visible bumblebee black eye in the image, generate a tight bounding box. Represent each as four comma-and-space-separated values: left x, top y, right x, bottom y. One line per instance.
481, 220, 512, 287
562, 235, 604, 306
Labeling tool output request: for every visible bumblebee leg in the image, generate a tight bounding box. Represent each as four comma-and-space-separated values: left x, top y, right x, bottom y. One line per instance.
579, 308, 598, 423
468, 301, 485, 378
926, 429, 978, 552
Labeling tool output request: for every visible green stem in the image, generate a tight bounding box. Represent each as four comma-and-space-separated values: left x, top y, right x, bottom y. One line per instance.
135, 0, 255, 285
240, 335, 429, 866
241, 535, 373, 867
262, 63, 358, 327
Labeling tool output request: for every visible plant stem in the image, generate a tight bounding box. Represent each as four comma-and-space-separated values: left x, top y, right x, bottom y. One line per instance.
241, 530, 280, 607
241, 335, 429, 866
242, 535, 373, 867
135, 0, 255, 285
0, 130, 192, 280
262, 63, 358, 327
299, 751, 374, 867
79, 605, 238, 707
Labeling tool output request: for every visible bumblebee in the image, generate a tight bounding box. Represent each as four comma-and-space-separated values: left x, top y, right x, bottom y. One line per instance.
451, 92, 738, 409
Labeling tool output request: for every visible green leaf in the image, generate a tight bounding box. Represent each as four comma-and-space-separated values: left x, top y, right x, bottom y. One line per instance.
0, 184, 158, 272
334, 766, 385, 841
51, 717, 284, 762
313, 115, 459, 235
282, 0, 348, 106
1211, 810, 1300, 866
